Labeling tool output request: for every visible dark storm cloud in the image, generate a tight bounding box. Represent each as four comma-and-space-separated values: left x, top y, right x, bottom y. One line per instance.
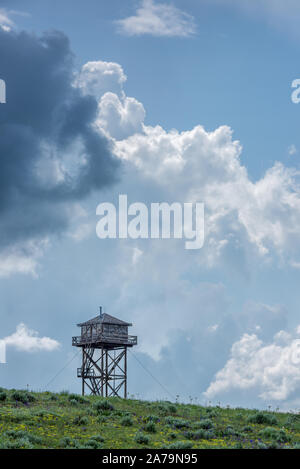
0, 28, 119, 247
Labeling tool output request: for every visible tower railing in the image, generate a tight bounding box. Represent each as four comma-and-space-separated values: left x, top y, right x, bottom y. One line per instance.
72, 333, 137, 347
77, 367, 95, 378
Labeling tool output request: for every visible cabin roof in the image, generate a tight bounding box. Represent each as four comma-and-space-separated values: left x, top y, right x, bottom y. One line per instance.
77, 313, 132, 327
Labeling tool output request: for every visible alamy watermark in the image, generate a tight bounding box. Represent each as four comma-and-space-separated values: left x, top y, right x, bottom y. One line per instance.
0, 79, 6, 104
96, 195, 204, 250
0, 340, 6, 364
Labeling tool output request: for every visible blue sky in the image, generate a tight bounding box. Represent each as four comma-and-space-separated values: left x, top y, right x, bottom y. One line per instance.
4, 0, 300, 179
3, 0, 300, 178
2, 0, 300, 409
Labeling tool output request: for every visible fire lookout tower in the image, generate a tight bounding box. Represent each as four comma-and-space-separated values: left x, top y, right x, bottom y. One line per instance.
72, 307, 137, 398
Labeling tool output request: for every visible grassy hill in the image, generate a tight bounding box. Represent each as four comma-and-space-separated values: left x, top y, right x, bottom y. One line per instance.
0, 388, 300, 449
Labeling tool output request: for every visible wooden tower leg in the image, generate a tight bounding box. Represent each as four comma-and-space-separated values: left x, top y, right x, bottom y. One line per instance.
124, 347, 127, 399
105, 349, 108, 397
101, 346, 104, 397
82, 348, 85, 396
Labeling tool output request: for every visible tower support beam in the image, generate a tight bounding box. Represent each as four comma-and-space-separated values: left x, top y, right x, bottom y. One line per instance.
78, 346, 128, 398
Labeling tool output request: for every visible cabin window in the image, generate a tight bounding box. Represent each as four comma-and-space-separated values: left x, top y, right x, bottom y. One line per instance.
103, 324, 127, 336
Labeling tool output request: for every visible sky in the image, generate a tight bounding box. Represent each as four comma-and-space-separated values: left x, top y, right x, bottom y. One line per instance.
1, 0, 300, 410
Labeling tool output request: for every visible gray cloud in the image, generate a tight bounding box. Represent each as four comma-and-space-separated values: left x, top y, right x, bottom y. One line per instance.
0, 28, 119, 250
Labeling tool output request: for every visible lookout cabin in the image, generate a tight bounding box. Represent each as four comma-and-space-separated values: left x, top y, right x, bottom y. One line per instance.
72, 308, 137, 348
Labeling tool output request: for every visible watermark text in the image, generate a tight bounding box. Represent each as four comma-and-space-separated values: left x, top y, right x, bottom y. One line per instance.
96, 195, 204, 250
0, 79, 6, 104
0, 340, 6, 364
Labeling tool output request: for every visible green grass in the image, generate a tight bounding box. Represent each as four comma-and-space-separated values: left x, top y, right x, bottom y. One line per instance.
0, 388, 300, 449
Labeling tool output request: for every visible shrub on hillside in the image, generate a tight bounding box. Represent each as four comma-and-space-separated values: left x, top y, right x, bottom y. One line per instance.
185, 429, 215, 440
284, 414, 300, 429
2, 437, 34, 449
246, 412, 278, 426
121, 415, 133, 426
220, 426, 242, 438
68, 393, 88, 404
93, 399, 114, 413
11, 390, 36, 404
7, 409, 32, 422
4, 430, 42, 445
145, 422, 156, 433
134, 432, 150, 445
258, 427, 291, 444
80, 438, 103, 449
59, 437, 79, 448
90, 434, 104, 443
205, 408, 218, 418
233, 441, 243, 449
153, 402, 177, 416
165, 416, 190, 429
193, 419, 213, 430
0, 391, 7, 402
167, 441, 193, 449
146, 414, 160, 423
242, 425, 252, 433
97, 415, 108, 424
69, 398, 79, 406
34, 409, 60, 419
168, 404, 177, 414
73, 415, 89, 426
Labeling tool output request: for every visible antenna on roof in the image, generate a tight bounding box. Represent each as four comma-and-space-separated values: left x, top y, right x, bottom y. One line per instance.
99, 306, 103, 319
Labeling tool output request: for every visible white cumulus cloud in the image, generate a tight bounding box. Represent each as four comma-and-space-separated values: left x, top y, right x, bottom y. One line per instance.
0, 8, 14, 31
4, 323, 60, 352
288, 144, 297, 156
97, 92, 145, 140
79, 56, 300, 267
75, 60, 127, 99
115, 122, 300, 263
0, 239, 48, 278
205, 331, 300, 401
116, 0, 197, 38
